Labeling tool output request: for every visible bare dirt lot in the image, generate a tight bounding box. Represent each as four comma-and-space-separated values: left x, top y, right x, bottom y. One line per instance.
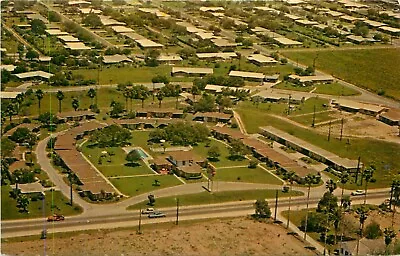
1, 218, 316, 256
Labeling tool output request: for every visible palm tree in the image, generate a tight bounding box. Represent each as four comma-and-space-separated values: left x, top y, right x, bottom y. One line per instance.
56, 90, 64, 113
72, 98, 79, 111
5, 103, 16, 122
123, 88, 131, 112
87, 88, 96, 108
173, 84, 182, 109
355, 206, 369, 256
339, 171, 349, 207
17, 194, 30, 213
303, 174, 319, 240
362, 167, 374, 205
326, 179, 337, 194
383, 228, 396, 254
191, 84, 200, 101
15, 93, 24, 114
68, 172, 74, 206
35, 89, 44, 115
156, 90, 165, 108
136, 86, 149, 109
285, 171, 296, 229
26, 134, 37, 163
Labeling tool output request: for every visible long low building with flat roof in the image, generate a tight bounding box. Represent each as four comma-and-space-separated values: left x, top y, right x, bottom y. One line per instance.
273, 37, 302, 46
288, 74, 334, 84
229, 70, 265, 81
15, 71, 53, 80
378, 109, 400, 126
332, 99, 387, 116
247, 54, 278, 66
260, 126, 362, 172
64, 42, 91, 50
196, 52, 237, 60
172, 67, 213, 77
135, 39, 163, 49
102, 54, 132, 64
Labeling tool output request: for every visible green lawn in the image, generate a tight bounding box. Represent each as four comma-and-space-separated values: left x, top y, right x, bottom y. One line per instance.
235, 104, 400, 188
215, 166, 283, 185
1, 186, 82, 220
274, 81, 313, 92
282, 49, 400, 99
192, 139, 248, 168
81, 143, 154, 177
314, 83, 360, 96
111, 175, 182, 197
127, 189, 303, 210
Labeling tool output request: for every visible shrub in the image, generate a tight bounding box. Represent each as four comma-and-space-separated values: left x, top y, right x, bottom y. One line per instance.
248, 160, 258, 169
365, 221, 382, 239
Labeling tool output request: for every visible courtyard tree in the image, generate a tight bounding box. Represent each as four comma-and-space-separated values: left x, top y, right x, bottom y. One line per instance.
87, 88, 96, 108
35, 89, 44, 115
126, 150, 141, 167
110, 101, 124, 117
56, 90, 64, 113
194, 93, 215, 112
72, 98, 79, 111
17, 194, 30, 213
30, 19, 46, 35
326, 179, 337, 194
228, 139, 248, 160
254, 199, 271, 218
89, 124, 132, 147
190, 84, 201, 101
207, 145, 220, 161
1, 137, 16, 158
10, 128, 32, 143
38, 112, 58, 128
83, 13, 102, 28
156, 90, 165, 108
26, 49, 39, 61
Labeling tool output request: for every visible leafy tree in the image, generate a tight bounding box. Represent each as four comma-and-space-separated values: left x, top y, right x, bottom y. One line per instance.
48, 11, 60, 22
50, 72, 69, 86
56, 90, 64, 113
87, 88, 96, 107
194, 93, 215, 112
5, 103, 17, 122
149, 122, 210, 146
83, 13, 102, 28
339, 171, 349, 207
207, 145, 220, 161
135, 85, 150, 108
17, 194, 30, 213
248, 160, 258, 169
25, 49, 38, 61
89, 124, 132, 147
35, 89, 44, 115
38, 112, 59, 127
190, 84, 201, 101
72, 98, 79, 111
109, 101, 124, 117
30, 19, 46, 35
1, 137, 16, 158
152, 75, 169, 84
254, 199, 271, 218
126, 150, 141, 166
228, 139, 249, 160
216, 95, 232, 112
383, 228, 396, 250
364, 221, 382, 239
317, 192, 338, 214
1, 69, 12, 84
10, 128, 31, 143
301, 212, 326, 233
156, 90, 164, 108
1, 160, 11, 185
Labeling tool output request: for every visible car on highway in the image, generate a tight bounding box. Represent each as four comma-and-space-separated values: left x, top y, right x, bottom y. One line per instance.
141, 208, 155, 214
148, 211, 166, 218
47, 214, 65, 222
351, 190, 366, 196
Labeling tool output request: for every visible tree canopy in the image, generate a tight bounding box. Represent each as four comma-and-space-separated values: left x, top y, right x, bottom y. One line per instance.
254, 199, 271, 218
149, 122, 210, 146
1, 137, 16, 158
89, 125, 132, 147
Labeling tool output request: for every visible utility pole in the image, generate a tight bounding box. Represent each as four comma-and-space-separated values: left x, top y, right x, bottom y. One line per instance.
311, 105, 316, 127
138, 209, 142, 234
355, 156, 361, 184
274, 189, 278, 221
69, 175, 73, 206
340, 118, 344, 141
176, 198, 179, 225
287, 95, 291, 115
327, 121, 332, 141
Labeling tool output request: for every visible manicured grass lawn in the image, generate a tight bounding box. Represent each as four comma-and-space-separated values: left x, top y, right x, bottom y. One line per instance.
282, 49, 400, 99
290, 111, 337, 126
235, 104, 400, 188
129, 131, 152, 153
314, 83, 360, 96
127, 189, 303, 210
192, 139, 247, 168
1, 186, 82, 220
111, 175, 182, 197
274, 81, 313, 92
215, 166, 283, 185
81, 143, 154, 177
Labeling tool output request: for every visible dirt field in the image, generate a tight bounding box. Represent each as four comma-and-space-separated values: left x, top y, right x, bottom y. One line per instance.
1, 218, 316, 256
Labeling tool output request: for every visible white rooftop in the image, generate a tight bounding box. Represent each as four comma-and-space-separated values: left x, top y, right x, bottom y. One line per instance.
58, 35, 80, 42
46, 29, 68, 36
102, 54, 132, 64
0, 91, 22, 99
172, 67, 213, 75
1, 65, 16, 72
196, 52, 237, 59
229, 70, 265, 80
247, 54, 278, 64
64, 42, 91, 50
135, 39, 163, 48
111, 26, 134, 33
15, 71, 53, 80
273, 37, 302, 46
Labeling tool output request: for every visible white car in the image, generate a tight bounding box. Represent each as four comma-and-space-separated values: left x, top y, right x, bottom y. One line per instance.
351, 190, 366, 196
141, 208, 155, 214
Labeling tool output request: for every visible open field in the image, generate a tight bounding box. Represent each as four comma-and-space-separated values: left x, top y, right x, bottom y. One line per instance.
214, 166, 283, 185
289, 111, 338, 126
282, 49, 400, 100
111, 175, 182, 197
127, 189, 302, 210
235, 104, 400, 188
1, 217, 315, 256
313, 83, 360, 96
1, 186, 82, 220
274, 82, 313, 92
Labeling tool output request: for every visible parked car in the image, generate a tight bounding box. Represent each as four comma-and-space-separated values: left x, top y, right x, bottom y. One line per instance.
351, 190, 366, 196
148, 211, 166, 218
141, 208, 155, 214
47, 214, 65, 222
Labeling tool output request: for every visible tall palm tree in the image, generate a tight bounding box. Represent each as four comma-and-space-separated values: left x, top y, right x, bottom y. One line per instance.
191, 84, 200, 101
123, 88, 131, 112
383, 228, 396, 254
362, 167, 374, 205
285, 171, 296, 229
157, 90, 165, 108
355, 206, 369, 256
339, 171, 349, 207
326, 179, 337, 194
87, 88, 96, 108
35, 89, 44, 115
72, 98, 79, 111
56, 90, 64, 113
5, 103, 16, 122
303, 174, 319, 240
136, 86, 149, 109
15, 93, 24, 114
174, 84, 182, 109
